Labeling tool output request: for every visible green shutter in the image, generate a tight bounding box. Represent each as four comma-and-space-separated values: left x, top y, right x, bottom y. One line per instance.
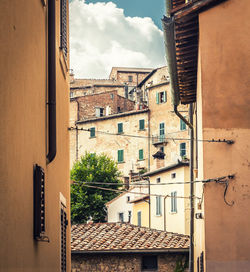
137, 211, 141, 226
118, 150, 124, 162
139, 119, 145, 130
118, 123, 123, 134
180, 119, 186, 130
156, 92, 159, 104
139, 149, 144, 160
90, 127, 95, 138
180, 143, 186, 157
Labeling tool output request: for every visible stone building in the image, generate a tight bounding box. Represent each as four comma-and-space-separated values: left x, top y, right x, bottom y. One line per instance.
71, 223, 189, 272
0, 0, 71, 271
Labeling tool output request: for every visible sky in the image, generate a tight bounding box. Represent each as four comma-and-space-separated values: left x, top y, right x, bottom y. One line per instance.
69, 0, 166, 78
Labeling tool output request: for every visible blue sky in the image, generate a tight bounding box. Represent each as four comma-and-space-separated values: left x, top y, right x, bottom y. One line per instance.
70, 0, 166, 78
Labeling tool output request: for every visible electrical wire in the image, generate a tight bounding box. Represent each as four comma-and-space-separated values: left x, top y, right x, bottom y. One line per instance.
68, 127, 234, 144
80, 183, 201, 200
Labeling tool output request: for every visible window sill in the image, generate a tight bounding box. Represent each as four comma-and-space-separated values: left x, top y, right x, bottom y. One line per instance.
155, 214, 162, 217
117, 132, 124, 135
89, 136, 96, 139
117, 161, 125, 164
139, 129, 146, 131
137, 159, 145, 161
170, 211, 177, 214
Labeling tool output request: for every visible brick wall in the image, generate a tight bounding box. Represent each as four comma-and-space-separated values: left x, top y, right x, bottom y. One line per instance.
71, 253, 188, 272
76, 91, 135, 120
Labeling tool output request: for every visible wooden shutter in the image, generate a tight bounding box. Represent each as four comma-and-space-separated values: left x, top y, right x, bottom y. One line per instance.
156, 92, 159, 104
139, 119, 145, 130
163, 91, 167, 102
118, 150, 124, 162
139, 149, 143, 160
60, 0, 67, 57
118, 123, 123, 133
61, 205, 68, 272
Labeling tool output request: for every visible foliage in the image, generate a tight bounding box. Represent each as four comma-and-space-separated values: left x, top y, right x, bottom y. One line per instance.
174, 257, 189, 272
71, 152, 121, 224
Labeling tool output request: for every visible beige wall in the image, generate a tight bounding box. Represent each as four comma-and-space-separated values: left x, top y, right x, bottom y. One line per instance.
145, 68, 189, 170
194, 0, 250, 271
150, 166, 190, 234
72, 111, 149, 176
132, 200, 150, 228
0, 1, 70, 271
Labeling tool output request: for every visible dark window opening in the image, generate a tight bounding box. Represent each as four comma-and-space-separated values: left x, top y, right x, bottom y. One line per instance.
141, 255, 158, 271
118, 212, 124, 222
128, 211, 132, 223
171, 173, 176, 179
127, 196, 130, 202
156, 177, 161, 183
128, 75, 133, 82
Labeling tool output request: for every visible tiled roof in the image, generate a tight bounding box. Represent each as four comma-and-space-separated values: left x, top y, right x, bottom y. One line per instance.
71, 79, 124, 88
71, 223, 189, 253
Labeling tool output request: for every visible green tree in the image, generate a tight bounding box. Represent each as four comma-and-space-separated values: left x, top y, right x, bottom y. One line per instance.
71, 152, 121, 223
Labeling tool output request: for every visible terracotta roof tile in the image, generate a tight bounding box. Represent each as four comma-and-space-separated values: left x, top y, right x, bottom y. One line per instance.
71, 223, 189, 252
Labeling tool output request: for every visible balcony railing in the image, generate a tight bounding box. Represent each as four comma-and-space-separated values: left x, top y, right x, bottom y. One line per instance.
152, 134, 167, 145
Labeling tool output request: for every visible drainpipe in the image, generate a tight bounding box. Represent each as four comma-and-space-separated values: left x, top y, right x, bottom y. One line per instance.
47, 0, 56, 163
148, 178, 151, 228
162, 4, 194, 271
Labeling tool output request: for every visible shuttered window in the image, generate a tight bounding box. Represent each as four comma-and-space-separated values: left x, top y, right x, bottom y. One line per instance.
139, 149, 144, 160
156, 91, 167, 104
60, 205, 67, 272
171, 191, 177, 212
60, 0, 68, 58
156, 196, 162, 215
159, 122, 165, 141
139, 119, 145, 130
118, 123, 123, 134
137, 211, 141, 226
118, 150, 124, 163
90, 127, 95, 138
180, 119, 186, 130
34, 164, 46, 240
180, 143, 186, 157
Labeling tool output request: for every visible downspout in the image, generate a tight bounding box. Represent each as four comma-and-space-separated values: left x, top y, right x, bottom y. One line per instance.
162, 3, 194, 271
47, 0, 56, 163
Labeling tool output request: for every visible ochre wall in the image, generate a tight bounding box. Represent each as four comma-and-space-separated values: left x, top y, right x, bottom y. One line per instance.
0, 1, 70, 271
196, 0, 250, 271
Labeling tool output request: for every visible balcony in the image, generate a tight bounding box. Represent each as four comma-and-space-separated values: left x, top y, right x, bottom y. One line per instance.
152, 134, 168, 146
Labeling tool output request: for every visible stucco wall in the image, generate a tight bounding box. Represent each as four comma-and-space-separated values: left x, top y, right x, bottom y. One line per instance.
74, 111, 149, 177
194, 0, 250, 271
0, 1, 70, 271
71, 253, 189, 272
150, 166, 190, 234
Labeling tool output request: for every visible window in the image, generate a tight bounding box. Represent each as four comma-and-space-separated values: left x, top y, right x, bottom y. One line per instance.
118, 150, 124, 163
160, 146, 164, 153
110, 93, 114, 100
171, 191, 177, 212
60, 203, 68, 272
180, 119, 187, 130
137, 211, 141, 226
118, 123, 123, 134
156, 91, 167, 104
139, 149, 144, 160
118, 212, 124, 222
180, 143, 186, 157
90, 127, 95, 138
96, 107, 104, 117
117, 106, 121, 112
171, 173, 176, 179
128, 211, 132, 223
127, 196, 130, 202
159, 122, 165, 142
156, 177, 161, 183
139, 119, 145, 130
156, 196, 162, 216
60, 0, 68, 58
128, 75, 133, 82
141, 256, 158, 271
70, 92, 73, 98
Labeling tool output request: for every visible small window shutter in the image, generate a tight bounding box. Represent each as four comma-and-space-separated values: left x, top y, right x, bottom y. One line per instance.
60, 0, 67, 58
156, 92, 159, 104
139, 149, 143, 160
137, 211, 141, 226
118, 150, 124, 162
171, 192, 174, 212
139, 119, 145, 130
90, 127, 95, 137
163, 91, 167, 102
118, 123, 123, 133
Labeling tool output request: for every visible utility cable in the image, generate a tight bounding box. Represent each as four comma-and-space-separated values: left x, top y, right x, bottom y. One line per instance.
68, 127, 234, 144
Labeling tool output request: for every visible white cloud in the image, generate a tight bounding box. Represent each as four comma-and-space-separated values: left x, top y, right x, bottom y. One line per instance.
70, 0, 166, 78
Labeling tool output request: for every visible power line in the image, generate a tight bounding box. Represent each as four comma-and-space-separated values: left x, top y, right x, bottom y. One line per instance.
80, 183, 201, 200
72, 175, 234, 187
68, 127, 234, 144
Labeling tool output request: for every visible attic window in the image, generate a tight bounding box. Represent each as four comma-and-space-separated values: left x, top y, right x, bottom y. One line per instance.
142, 255, 158, 271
